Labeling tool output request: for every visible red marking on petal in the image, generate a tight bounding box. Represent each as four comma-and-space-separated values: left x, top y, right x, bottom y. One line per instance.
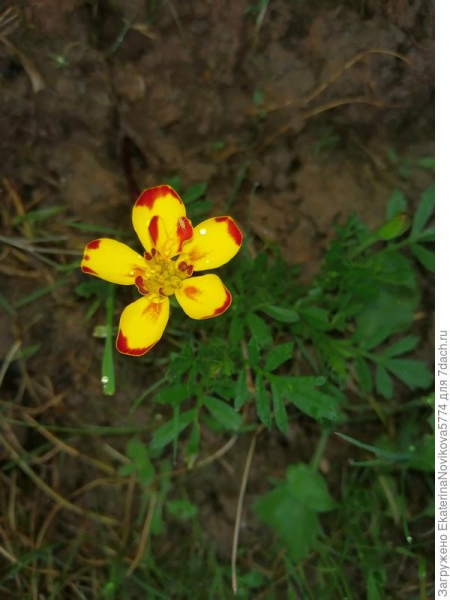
186, 264, 193, 276
135, 185, 183, 209
83, 255, 90, 260
135, 276, 149, 295
149, 215, 159, 246
176, 217, 194, 252
201, 288, 232, 319
215, 217, 243, 246
178, 261, 187, 271
81, 265, 97, 275
144, 248, 157, 261
184, 286, 200, 300
87, 240, 101, 250
116, 330, 155, 356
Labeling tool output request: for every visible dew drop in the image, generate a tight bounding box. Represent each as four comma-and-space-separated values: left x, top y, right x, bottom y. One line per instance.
406, 536, 413, 544
101, 376, 109, 385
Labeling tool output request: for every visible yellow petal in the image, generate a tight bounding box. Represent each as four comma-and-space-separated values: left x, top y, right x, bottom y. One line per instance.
116, 296, 170, 356
179, 216, 243, 271
132, 185, 191, 256
81, 239, 147, 285
176, 274, 232, 320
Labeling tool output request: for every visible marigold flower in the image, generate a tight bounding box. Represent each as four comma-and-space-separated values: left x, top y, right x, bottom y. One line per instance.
81, 185, 243, 356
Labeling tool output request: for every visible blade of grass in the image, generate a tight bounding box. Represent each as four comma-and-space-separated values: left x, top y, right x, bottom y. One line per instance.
102, 285, 116, 396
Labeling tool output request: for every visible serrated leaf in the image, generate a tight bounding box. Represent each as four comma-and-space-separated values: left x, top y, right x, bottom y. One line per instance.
260, 305, 299, 323
150, 409, 196, 450
203, 396, 242, 431
411, 184, 434, 235
386, 359, 433, 390
272, 382, 288, 435
375, 364, 393, 399
247, 313, 272, 347
235, 369, 250, 410
355, 356, 372, 394
382, 336, 419, 358
183, 182, 208, 204
265, 342, 294, 372
411, 244, 434, 272
255, 373, 271, 427
386, 189, 407, 220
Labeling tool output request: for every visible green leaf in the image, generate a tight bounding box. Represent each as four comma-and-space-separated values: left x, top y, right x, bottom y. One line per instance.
253, 462, 335, 561
355, 356, 372, 394
272, 382, 288, 435
150, 409, 196, 450
409, 434, 434, 472
235, 370, 250, 410
411, 243, 434, 272
155, 383, 192, 406
375, 364, 393, 399
411, 184, 434, 235
203, 396, 242, 431
255, 373, 271, 427
185, 421, 200, 465
416, 156, 435, 170
119, 463, 135, 476
285, 464, 336, 511
419, 226, 434, 242
275, 376, 341, 422
259, 305, 299, 323
126, 437, 148, 463
183, 182, 208, 204
254, 486, 320, 561
167, 344, 194, 380
166, 175, 181, 192
386, 189, 407, 220
265, 343, 294, 372
247, 313, 272, 347
229, 315, 244, 345
386, 359, 433, 390
247, 335, 261, 367
167, 499, 198, 520
297, 307, 329, 330
356, 289, 418, 350
382, 336, 419, 358
377, 214, 411, 241
188, 200, 213, 217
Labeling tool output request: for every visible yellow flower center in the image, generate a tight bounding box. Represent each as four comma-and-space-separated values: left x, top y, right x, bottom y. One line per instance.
132, 249, 193, 300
